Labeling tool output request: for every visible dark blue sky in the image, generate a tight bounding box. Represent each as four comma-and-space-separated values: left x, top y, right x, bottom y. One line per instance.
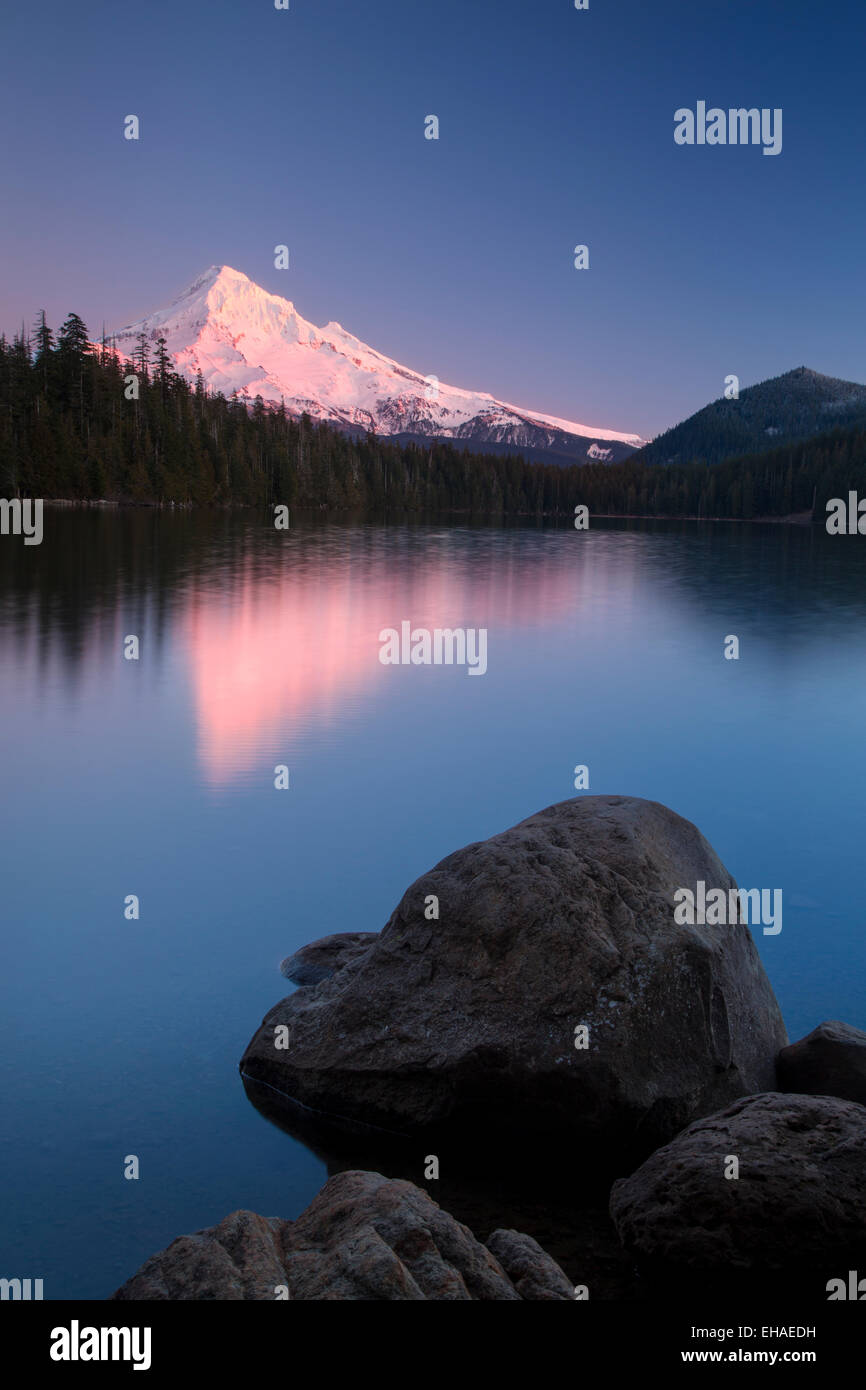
1, 0, 863, 437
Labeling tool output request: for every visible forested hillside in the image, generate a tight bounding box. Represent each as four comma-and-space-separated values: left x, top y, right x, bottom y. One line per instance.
635, 367, 866, 469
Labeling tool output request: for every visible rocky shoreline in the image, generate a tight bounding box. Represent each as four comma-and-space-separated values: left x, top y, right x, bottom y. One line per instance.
112, 796, 866, 1300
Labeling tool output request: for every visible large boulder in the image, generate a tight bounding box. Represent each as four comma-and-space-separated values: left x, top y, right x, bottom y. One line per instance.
109, 1170, 573, 1301
609, 1092, 866, 1297
777, 1020, 866, 1106
241, 796, 787, 1156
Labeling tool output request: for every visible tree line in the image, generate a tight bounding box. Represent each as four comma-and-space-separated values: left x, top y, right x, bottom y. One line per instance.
1, 311, 865, 519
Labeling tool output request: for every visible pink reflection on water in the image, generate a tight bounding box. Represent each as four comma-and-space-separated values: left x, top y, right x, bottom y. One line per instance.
182, 536, 630, 784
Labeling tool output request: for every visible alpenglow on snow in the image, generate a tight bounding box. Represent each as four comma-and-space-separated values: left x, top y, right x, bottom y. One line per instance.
110, 266, 645, 461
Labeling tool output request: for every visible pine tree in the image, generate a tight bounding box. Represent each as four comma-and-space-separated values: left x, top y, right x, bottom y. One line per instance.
132, 332, 150, 379
57, 312, 89, 357
154, 335, 170, 401
31, 310, 54, 393
56, 312, 91, 421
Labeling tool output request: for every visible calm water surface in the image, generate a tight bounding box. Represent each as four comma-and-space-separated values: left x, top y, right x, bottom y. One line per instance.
1, 509, 864, 1296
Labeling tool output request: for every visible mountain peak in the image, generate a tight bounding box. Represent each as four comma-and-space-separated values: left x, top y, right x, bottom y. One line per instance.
778, 365, 825, 381
760, 365, 866, 396
110, 267, 645, 458
178, 264, 229, 295
170, 264, 262, 305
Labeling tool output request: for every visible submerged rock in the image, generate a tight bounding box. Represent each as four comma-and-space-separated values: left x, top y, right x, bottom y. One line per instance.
109, 1170, 573, 1301
609, 1092, 866, 1296
280, 932, 378, 987
241, 796, 786, 1157
777, 1019, 866, 1106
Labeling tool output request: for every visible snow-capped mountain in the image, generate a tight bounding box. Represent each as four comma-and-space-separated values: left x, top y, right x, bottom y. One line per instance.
111, 266, 645, 462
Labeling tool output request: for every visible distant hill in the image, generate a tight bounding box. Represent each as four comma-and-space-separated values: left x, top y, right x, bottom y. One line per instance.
635, 367, 866, 468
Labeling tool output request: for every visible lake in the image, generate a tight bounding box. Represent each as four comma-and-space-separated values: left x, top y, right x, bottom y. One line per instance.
1, 508, 864, 1297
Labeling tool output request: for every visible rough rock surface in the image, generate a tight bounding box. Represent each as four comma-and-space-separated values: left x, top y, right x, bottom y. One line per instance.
485, 1228, 578, 1300
280, 932, 378, 987
110, 1170, 573, 1301
777, 1020, 866, 1106
609, 1092, 866, 1295
241, 796, 786, 1154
